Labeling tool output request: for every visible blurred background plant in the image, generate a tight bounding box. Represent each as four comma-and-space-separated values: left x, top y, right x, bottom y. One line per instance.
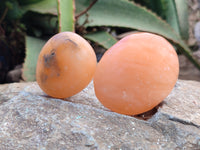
0, 0, 200, 83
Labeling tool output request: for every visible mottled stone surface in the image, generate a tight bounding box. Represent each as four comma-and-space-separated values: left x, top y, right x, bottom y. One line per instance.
0, 80, 200, 150
161, 80, 200, 126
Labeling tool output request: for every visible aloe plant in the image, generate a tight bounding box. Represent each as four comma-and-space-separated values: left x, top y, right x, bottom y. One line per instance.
21, 0, 200, 81
133, 0, 189, 40
76, 0, 200, 70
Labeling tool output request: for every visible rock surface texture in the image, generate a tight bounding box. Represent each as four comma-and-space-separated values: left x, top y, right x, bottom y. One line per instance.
0, 80, 200, 150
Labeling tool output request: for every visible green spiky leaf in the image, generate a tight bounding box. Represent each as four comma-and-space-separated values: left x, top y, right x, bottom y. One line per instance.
22, 36, 46, 81
130, 0, 189, 40
21, 0, 57, 15
18, 0, 43, 5
174, 0, 189, 40
84, 31, 117, 49
77, 0, 200, 70
57, 0, 74, 32
75, 0, 94, 15
162, 0, 180, 36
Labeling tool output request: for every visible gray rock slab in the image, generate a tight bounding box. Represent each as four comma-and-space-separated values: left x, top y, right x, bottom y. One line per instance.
160, 80, 200, 126
0, 80, 200, 150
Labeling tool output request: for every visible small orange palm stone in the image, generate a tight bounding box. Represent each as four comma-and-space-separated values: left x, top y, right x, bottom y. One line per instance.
36, 32, 97, 98
94, 32, 179, 115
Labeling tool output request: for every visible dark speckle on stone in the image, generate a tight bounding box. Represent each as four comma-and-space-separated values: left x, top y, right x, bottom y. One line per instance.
43, 49, 56, 68
51, 51, 55, 56
41, 48, 60, 83
65, 39, 78, 47
40, 73, 48, 83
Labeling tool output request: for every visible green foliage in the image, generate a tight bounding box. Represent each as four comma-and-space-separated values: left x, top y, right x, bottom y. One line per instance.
162, 0, 181, 36
175, 0, 189, 40
18, 0, 43, 5
77, 0, 181, 42
21, 0, 57, 15
3, 0, 26, 20
77, 0, 200, 70
23, 12, 57, 37
133, 0, 189, 40
22, 36, 46, 81
57, 0, 74, 32
84, 31, 117, 49
1, 0, 199, 81
75, 0, 94, 15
